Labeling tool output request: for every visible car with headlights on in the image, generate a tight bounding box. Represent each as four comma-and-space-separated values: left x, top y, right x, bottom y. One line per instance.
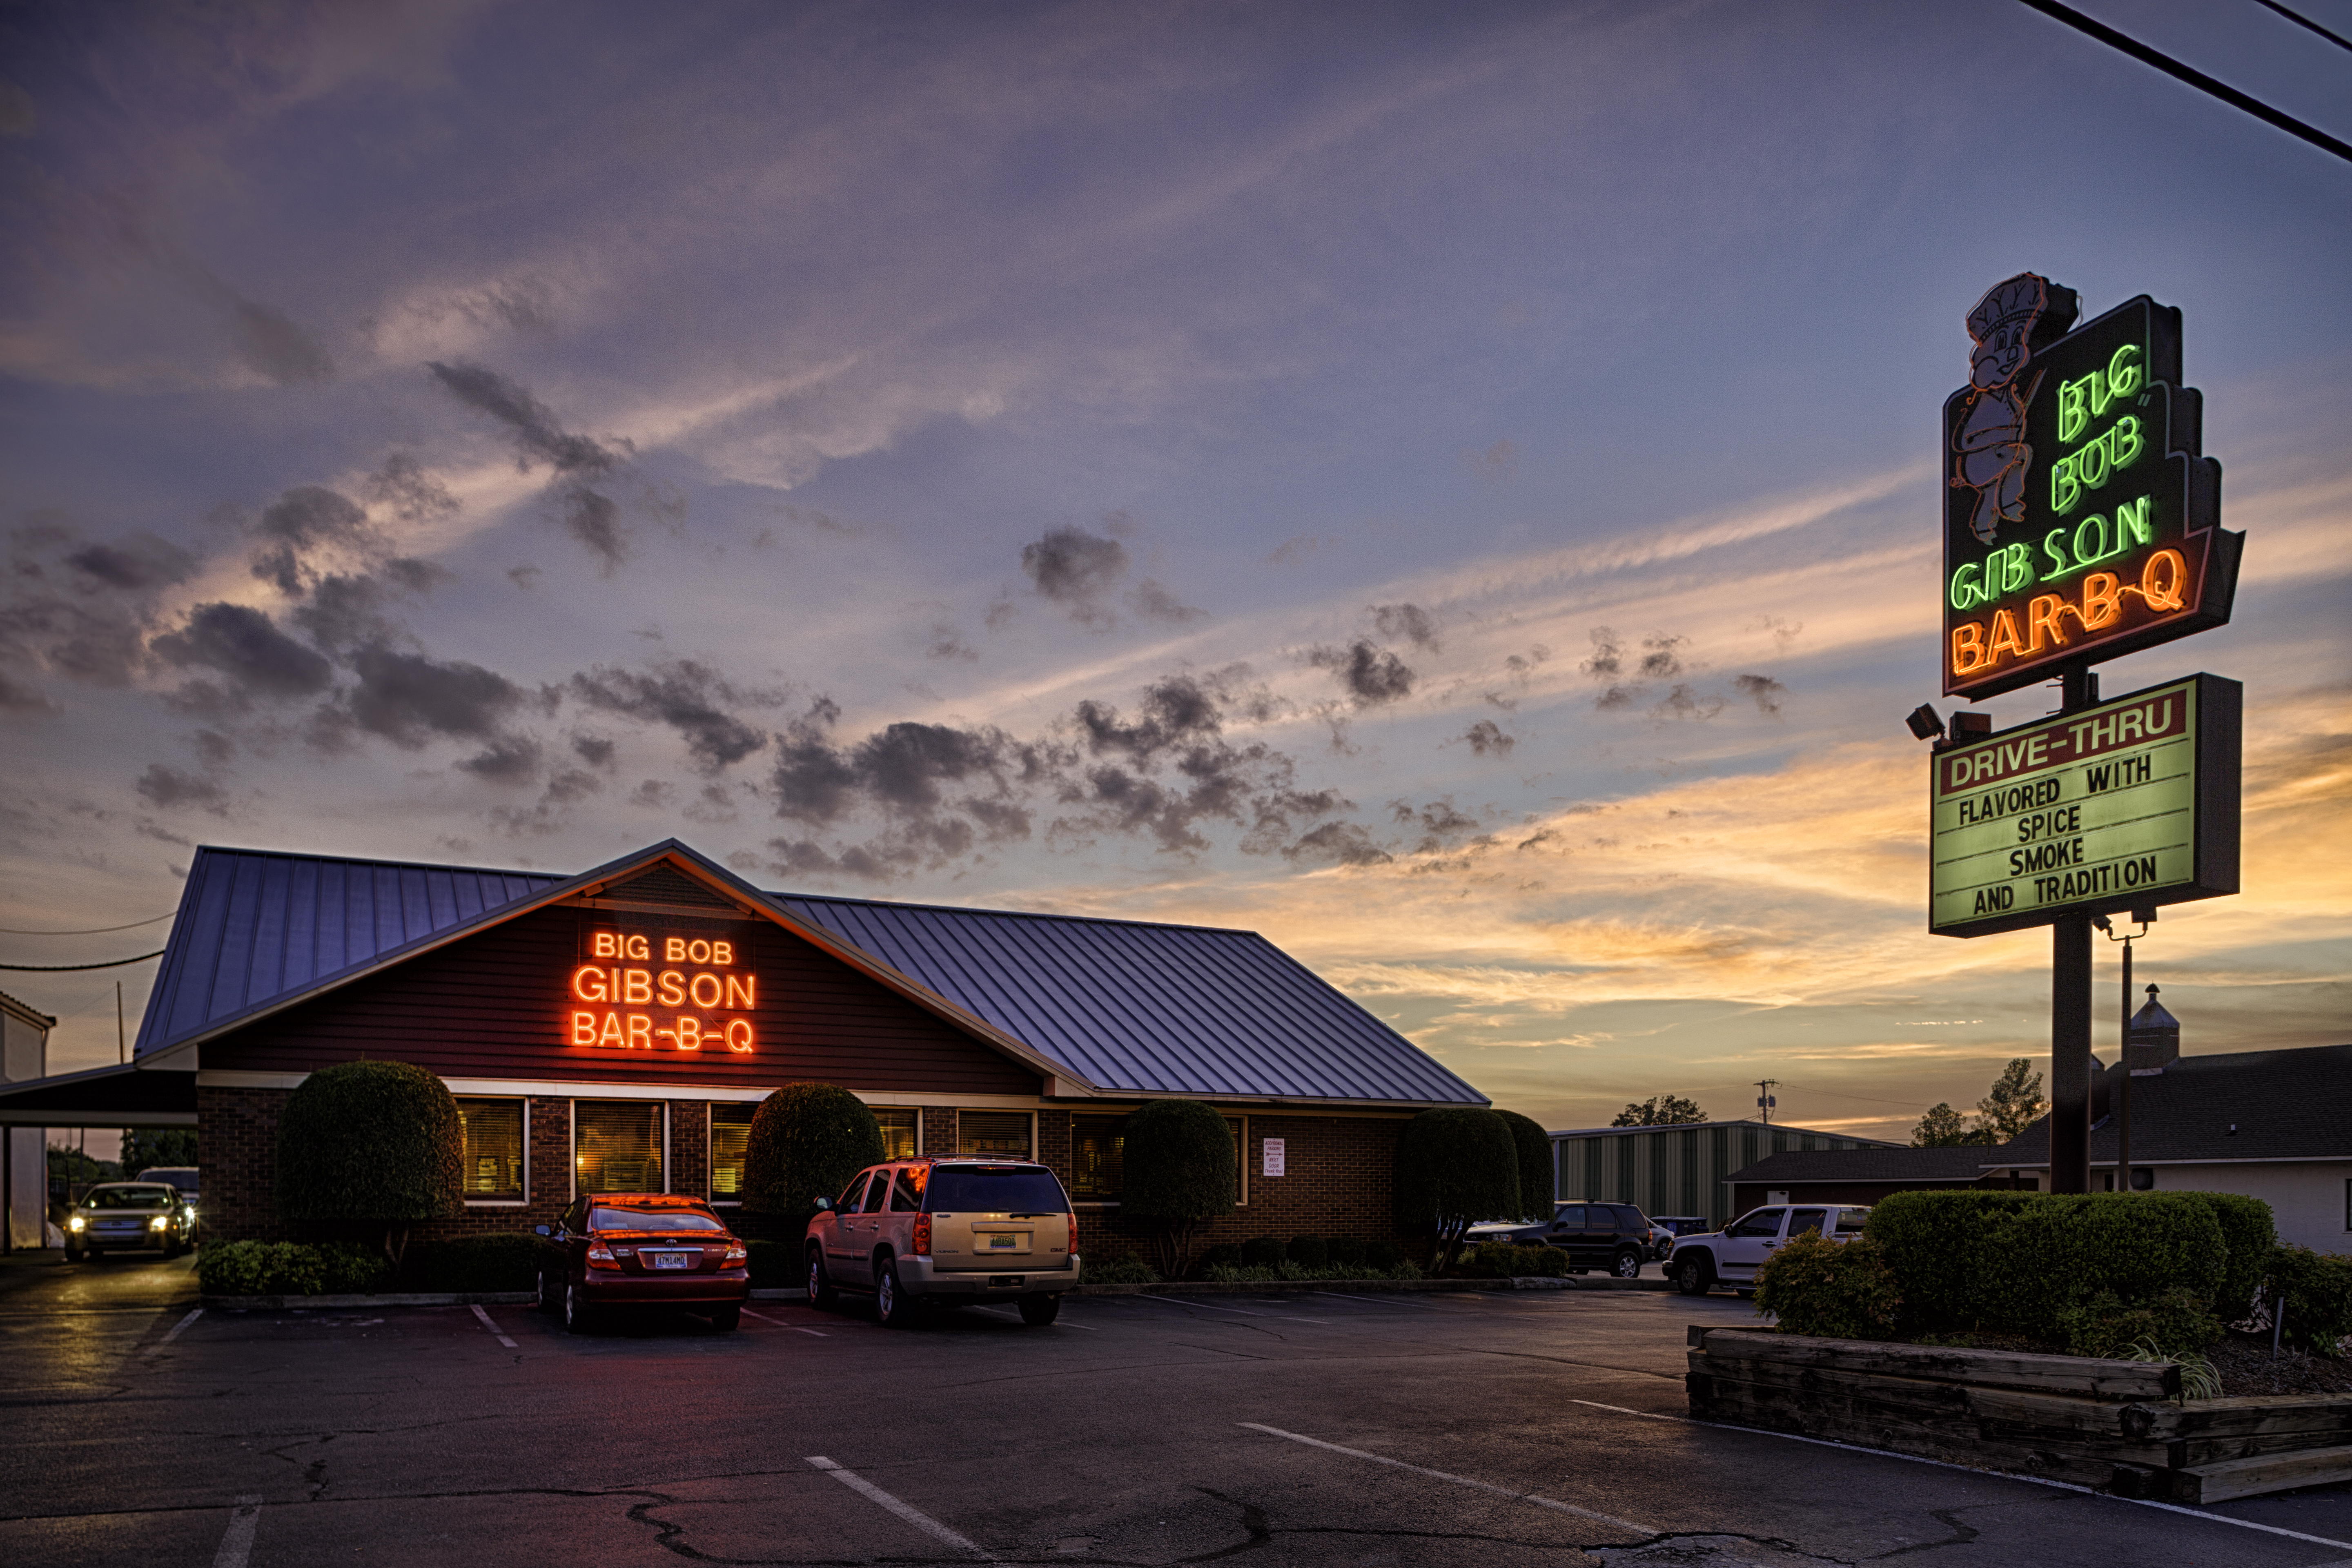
534, 1193, 749, 1333
65, 1182, 194, 1260
806, 1158, 1078, 1327
136, 1167, 201, 1238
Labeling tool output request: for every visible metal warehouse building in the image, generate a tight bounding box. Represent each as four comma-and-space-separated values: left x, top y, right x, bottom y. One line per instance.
1551, 1120, 1900, 1230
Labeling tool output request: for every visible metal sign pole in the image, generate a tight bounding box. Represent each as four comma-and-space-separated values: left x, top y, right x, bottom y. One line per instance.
2116, 935, 2132, 1187
2048, 663, 2098, 1194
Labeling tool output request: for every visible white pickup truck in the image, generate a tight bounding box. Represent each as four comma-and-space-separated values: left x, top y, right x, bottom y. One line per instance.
1666, 1203, 1869, 1297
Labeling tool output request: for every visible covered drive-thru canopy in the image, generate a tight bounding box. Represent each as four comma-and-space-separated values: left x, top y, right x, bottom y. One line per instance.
0, 1060, 196, 1128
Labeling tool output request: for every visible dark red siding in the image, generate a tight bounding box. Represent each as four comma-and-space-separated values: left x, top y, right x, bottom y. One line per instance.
206, 903, 1042, 1096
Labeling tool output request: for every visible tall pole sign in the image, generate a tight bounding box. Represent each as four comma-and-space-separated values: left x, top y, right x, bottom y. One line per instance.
1931, 275, 2243, 1196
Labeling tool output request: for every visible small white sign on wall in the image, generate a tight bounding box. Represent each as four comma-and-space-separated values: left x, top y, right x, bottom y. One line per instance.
1262, 1138, 1285, 1177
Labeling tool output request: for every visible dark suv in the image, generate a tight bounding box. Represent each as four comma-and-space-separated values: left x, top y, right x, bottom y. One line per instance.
1466, 1201, 1660, 1278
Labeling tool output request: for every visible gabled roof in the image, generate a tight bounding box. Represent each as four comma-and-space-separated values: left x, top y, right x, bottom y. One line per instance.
132, 840, 1486, 1108
1726, 1146, 2002, 1184
1993, 1045, 2352, 1167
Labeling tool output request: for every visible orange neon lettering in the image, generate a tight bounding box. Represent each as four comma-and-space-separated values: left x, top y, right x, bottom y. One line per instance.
2080, 571, 2123, 629
2138, 548, 2187, 610
572, 964, 608, 1002
2025, 594, 2070, 652
597, 1011, 624, 1048
626, 933, 650, 961
572, 1011, 597, 1045
686, 938, 709, 964
592, 931, 617, 958
1985, 609, 2029, 664
725, 1018, 754, 1053
657, 969, 686, 1007
725, 974, 755, 1009
664, 936, 686, 962
1950, 622, 1986, 675
675, 1016, 703, 1051
689, 971, 723, 1009
712, 940, 733, 966
627, 1013, 653, 1049
622, 969, 653, 1004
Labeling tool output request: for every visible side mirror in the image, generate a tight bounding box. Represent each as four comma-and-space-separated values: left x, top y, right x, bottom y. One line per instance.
534, 1225, 550, 1236
813, 1197, 832, 1211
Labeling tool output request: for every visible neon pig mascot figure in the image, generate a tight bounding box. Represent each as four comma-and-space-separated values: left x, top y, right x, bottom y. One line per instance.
1952, 272, 2062, 546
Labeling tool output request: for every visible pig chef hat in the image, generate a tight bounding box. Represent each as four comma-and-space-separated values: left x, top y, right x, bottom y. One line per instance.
1966, 272, 2050, 345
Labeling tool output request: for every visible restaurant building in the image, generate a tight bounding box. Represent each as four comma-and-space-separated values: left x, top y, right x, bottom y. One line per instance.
2, 840, 1490, 1256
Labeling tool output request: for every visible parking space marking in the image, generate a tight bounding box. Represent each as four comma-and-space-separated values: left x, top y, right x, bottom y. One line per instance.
744, 1309, 826, 1335
143, 1307, 203, 1357
806, 1456, 995, 1560
468, 1304, 519, 1348
210, 1494, 262, 1568
1566, 1400, 2352, 1552
1239, 1422, 1653, 1535
1131, 1295, 1333, 1324
967, 1305, 1096, 1329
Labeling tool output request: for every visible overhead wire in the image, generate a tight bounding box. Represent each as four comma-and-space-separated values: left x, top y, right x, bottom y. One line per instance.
0, 911, 174, 935
0, 949, 167, 971
2250, 0, 2352, 54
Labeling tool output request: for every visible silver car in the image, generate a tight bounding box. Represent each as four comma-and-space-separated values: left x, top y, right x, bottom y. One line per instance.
65, 1183, 194, 1260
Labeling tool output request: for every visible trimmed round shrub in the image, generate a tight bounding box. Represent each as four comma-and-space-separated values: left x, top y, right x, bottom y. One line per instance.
1327, 1236, 1367, 1271
1754, 1233, 1902, 1340
1364, 1239, 1403, 1272
1240, 1236, 1286, 1268
743, 1083, 885, 1228
1395, 1107, 1521, 1270
1286, 1234, 1329, 1270
1120, 1099, 1238, 1277
2268, 1244, 2352, 1358
2194, 1192, 2277, 1322
2056, 1286, 2221, 1359
276, 1060, 463, 1270
1494, 1109, 1554, 1222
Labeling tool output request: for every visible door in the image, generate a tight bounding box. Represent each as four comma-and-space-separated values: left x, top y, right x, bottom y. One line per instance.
1544, 1205, 1586, 1261
824, 1173, 874, 1277
1716, 1207, 1787, 1281
1577, 1204, 1624, 1267
1784, 1207, 1829, 1245
880, 1167, 922, 1267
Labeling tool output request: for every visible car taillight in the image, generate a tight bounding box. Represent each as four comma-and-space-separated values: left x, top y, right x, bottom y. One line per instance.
722, 1242, 747, 1263
913, 1214, 931, 1256
587, 1241, 619, 1270
1067, 1212, 1078, 1254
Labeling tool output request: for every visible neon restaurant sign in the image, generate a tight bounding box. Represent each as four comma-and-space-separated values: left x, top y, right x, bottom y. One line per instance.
1942, 282, 2241, 700
569, 928, 757, 1053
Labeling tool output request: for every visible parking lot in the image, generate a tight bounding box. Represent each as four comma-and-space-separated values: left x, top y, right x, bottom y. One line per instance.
2, 1253, 2350, 1567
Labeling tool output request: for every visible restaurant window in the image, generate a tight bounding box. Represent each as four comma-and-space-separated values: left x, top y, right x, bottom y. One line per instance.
708, 1102, 755, 1203
1070, 1115, 1126, 1202
457, 1098, 525, 1202
1227, 1114, 1247, 1205
875, 1108, 919, 1162
956, 1110, 1033, 1159
575, 1101, 664, 1195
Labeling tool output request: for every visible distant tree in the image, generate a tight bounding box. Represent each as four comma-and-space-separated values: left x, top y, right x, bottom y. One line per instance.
1976, 1058, 2048, 1144
1910, 1102, 1995, 1148
1494, 1109, 1555, 1221
744, 1083, 886, 1231
1612, 1094, 1708, 1127
1396, 1107, 1521, 1272
1118, 1099, 1237, 1278
276, 1060, 463, 1272
120, 1129, 198, 1174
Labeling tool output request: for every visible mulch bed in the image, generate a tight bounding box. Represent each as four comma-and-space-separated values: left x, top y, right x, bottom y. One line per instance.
2207, 1336, 2352, 1397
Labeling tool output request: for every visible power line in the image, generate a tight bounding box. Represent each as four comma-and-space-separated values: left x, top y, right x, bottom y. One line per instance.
2016, 0, 2352, 165
0, 949, 166, 971
0, 911, 174, 935
2251, 0, 2352, 54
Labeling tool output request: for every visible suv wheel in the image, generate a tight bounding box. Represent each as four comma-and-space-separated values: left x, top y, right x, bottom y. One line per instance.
874, 1260, 913, 1328
1613, 1249, 1643, 1280
806, 1248, 837, 1310
1018, 1293, 1060, 1326
1675, 1254, 1713, 1296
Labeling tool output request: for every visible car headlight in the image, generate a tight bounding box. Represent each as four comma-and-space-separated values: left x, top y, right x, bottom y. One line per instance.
151, 1216, 170, 1229
68, 1216, 85, 1232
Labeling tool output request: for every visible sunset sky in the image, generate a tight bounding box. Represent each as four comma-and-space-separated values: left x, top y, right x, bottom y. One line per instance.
4, 1, 2346, 1139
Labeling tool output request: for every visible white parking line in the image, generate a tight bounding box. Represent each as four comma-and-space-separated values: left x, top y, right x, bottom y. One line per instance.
1564, 1400, 2352, 1552
210, 1494, 262, 1568
967, 1305, 1096, 1329
1240, 1422, 1653, 1535
806, 1456, 995, 1559
744, 1309, 826, 1335
468, 1304, 518, 1348
143, 1307, 204, 1357
1131, 1296, 1333, 1324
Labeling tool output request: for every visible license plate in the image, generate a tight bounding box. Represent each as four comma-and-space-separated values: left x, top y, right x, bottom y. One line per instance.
648, 1252, 691, 1270
987, 1234, 1018, 1249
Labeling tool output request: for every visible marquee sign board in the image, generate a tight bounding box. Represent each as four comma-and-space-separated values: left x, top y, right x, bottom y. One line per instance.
1929, 673, 2239, 939
1944, 283, 2242, 701
568, 923, 760, 1053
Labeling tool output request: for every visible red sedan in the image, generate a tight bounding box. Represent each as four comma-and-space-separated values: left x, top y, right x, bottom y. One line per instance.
535, 1192, 750, 1333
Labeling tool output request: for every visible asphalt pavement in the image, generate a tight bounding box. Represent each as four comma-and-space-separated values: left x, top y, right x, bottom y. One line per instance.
2, 1248, 2349, 1566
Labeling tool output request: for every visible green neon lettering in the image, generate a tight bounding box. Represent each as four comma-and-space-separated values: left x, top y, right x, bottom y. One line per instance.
2111, 414, 2143, 470
2051, 454, 2079, 514
2086, 368, 2113, 420
2107, 343, 2142, 400
2114, 495, 2152, 548
2042, 529, 2071, 579
2056, 377, 2087, 445
2075, 428, 2109, 490
1949, 561, 1984, 611
2072, 514, 2106, 572
2003, 543, 2037, 595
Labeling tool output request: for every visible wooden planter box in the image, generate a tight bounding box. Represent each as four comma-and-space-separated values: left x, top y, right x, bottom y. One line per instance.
1687, 1327, 2352, 1503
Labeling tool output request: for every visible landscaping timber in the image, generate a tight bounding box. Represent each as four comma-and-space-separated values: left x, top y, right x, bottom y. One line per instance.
1686, 1326, 2352, 1503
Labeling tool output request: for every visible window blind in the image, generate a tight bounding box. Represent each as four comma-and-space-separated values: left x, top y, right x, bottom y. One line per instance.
708, 1103, 754, 1198
876, 1108, 918, 1162
457, 1098, 525, 1198
1070, 1115, 1125, 1200
956, 1110, 1032, 1158
576, 1101, 663, 1194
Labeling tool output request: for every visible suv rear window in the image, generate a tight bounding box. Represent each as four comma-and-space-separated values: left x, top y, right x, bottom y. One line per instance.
924, 1167, 1069, 1214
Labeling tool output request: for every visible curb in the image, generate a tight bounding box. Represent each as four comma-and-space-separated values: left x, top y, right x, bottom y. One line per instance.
1072, 1274, 1675, 1296
203, 1292, 536, 1309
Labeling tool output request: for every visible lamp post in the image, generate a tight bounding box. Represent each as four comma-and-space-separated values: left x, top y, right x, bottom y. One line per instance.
2095, 908, 2155, 1192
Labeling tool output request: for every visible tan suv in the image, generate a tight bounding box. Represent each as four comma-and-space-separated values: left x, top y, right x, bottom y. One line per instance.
804, 1158, 1079, 1327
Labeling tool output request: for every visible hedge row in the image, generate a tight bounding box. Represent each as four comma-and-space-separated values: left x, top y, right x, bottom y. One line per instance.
1200, 1236, 1405, 1274
198, 1234, 543, 1296
1452, 1242, 1569, 1279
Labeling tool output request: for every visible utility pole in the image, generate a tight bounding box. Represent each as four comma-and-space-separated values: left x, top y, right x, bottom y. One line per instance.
2048, 664, 2099, 1194
1754, 1080, 1779, 1126
116, 981, 125, 1065
2097, 909, 2154, 1191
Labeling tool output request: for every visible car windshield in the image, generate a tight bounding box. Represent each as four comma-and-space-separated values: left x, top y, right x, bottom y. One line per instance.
924, 1167, 1069, 1214
83, 1187, 174, 1210
139, 1168, 199, 1194
590, 1206, 725, 1232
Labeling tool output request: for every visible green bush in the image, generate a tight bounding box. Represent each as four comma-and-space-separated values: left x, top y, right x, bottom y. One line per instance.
198, 1240, 271, 1295
1286, 1234, 1329, 1270
1494, 1109, 1554, 1222
1364, 1239, 1403, 1272
1199, 1242, 1243, 1270
1753, 1233, 1902, 1340
316, 1241, 391, 1294
1203, 1259, 1422, 1284
2194, 1192, 2276, 1322
743, 1083, 885, 1230
1456, 1242, 1568, 1279
1240, 1236, 1286, 1268
1395, 1107, 1521, 1272
1080, 1253, 1160, 1285
2268, 1245, 2352, 1358
1327, 1236, 1366, 1270
276, 1060, 464, 1269
1864, 1189, 2037, 1334
1121, 1099, 1239, 1278
2057, 1286, 2221, 1359
405, 1233, 541, 1292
